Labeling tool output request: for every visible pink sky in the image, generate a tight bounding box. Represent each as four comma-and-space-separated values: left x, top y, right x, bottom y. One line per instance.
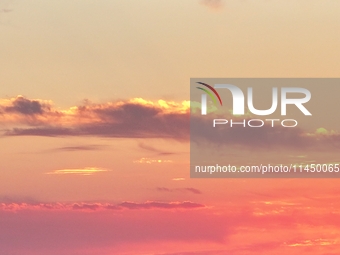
1, 0, 340, 254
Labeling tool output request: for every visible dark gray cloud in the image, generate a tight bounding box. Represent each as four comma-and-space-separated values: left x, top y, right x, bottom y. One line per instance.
3, 96, 50, 115
2, 96, 340, 151
4, 100, 189, 140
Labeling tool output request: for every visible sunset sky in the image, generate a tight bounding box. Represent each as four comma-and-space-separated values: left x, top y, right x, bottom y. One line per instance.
1, 0, 340, 254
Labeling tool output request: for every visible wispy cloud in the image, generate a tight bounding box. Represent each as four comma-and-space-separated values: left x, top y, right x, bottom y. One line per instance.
0, 201, 206, 212
157, 187, 202, 195
200, 0, 224, 10
0, 0, 14, 14
191, 113, 340, 150
172, 178, 185, 181
51, 144, 108, 152
138, 142, 179, 156
118, 201, 205, 210
286, 239, 337, 247
0, 8, 12, 13
45, 167, 109, 176
133, 158, 173, 164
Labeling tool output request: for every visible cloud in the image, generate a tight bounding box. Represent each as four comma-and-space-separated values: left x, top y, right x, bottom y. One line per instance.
1, 97, 189, 140
133, 158, 173, 164
0, 96, 59, 125
0, 8, 12, 13
2, 188, 340, 254
72, 203, 106, 211
157, 187, 202, 195
2, 96, 51, 115
191, 114, 340, 150
138, 142, 179, 156
0, 0, 14, 14
51, 145, 107, 152
183, 188, 202, 194
0, 195, 39, 204
45, 167, 110, 176
172, 178, 186, 181
119, 201, 205, 210
200, 0, 224, 10
0, 201, 206, 212
2, 96, 340, 151
7, 127, 76, 136
285, 239, 336, 247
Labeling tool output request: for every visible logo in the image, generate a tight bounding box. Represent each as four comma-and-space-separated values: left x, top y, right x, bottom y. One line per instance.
195, 81, 312, 128
196, 82, 223, 106
197, 82, 312, 116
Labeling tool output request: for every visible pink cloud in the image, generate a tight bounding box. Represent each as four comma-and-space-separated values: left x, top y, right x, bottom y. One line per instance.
2, 188, 340, 254
0, 201, 206, 212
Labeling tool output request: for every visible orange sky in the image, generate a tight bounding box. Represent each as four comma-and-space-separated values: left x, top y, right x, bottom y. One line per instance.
1, 0, 340, 254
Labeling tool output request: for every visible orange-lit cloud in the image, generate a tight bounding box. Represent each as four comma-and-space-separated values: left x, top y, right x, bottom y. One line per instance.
1, 96, 340, 151
172, 178, 185, 181
285, 238, 337, 247
45, 167, 109, 176
0, 96, 58, 124
133, 157, 173, 164
1, 96, 189, 140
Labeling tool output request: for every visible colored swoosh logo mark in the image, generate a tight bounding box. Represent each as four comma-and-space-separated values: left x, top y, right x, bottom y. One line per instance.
196, 82, 223, 106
